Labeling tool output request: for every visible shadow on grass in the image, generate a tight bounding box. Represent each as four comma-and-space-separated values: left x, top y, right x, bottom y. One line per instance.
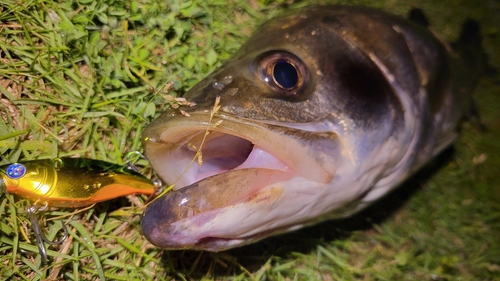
158, 147, 455, 278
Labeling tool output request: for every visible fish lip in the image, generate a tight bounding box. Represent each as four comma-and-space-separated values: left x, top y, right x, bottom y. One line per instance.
143, 214, 288, 251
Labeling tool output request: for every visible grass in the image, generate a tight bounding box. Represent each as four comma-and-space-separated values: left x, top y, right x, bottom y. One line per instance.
0, 0, 499, 280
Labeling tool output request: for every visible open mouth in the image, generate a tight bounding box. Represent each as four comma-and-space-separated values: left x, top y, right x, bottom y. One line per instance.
156, 130, 291, 190
141, 113, 336, 250
141, 116, 298, 249
188, 132, 255, 179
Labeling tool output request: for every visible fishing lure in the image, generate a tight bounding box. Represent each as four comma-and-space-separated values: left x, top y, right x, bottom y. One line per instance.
0, 157, 156, 208
0, 157, 157, 264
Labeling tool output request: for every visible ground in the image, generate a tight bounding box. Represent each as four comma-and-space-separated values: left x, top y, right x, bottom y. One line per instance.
0, 0, 499, 280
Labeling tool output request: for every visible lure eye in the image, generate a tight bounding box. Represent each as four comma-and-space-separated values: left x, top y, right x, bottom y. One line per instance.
255, 51, 309, 97
6, 163, 26, 179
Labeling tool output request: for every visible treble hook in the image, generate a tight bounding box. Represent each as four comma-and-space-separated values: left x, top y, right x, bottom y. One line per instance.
124, 151, 146, 174
27, 202, 68, 265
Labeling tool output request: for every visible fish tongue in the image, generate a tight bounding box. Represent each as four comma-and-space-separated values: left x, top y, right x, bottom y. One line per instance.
142, 168, 292, 230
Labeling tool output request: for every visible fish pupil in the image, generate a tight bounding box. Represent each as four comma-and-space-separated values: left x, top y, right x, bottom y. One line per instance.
273, 60, 298, 89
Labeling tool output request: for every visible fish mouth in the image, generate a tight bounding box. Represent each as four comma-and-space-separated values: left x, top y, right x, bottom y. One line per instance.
141, 112, 337, 250
148, 129, 292, 190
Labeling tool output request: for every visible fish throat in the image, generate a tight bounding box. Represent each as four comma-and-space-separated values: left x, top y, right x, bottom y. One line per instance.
174, 131, 255, 186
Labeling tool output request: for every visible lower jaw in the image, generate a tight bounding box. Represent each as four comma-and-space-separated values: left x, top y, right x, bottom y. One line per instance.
142, 168, 295, 248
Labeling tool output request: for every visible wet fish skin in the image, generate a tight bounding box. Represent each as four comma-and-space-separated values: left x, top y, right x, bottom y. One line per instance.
141, 6, 482, 251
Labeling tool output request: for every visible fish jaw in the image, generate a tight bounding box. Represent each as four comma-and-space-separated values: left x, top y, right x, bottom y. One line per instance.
140, 162, 385, 251
141, 112, 343, 250
141, 168, 293, 250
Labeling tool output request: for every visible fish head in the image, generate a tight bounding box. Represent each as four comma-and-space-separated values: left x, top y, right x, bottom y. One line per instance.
141, 6, 406, 251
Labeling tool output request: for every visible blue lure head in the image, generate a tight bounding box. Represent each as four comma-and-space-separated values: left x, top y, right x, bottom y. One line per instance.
6, 163, 27, 179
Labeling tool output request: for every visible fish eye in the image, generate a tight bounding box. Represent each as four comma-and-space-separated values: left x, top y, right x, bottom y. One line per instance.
255, 51, 309, 97
273, 60, 299, 90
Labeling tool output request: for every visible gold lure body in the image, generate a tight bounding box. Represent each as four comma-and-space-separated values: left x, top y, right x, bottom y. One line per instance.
0, 158, 155, 208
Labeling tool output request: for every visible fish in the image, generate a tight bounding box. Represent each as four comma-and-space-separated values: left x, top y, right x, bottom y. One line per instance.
140, 5, 486, 251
